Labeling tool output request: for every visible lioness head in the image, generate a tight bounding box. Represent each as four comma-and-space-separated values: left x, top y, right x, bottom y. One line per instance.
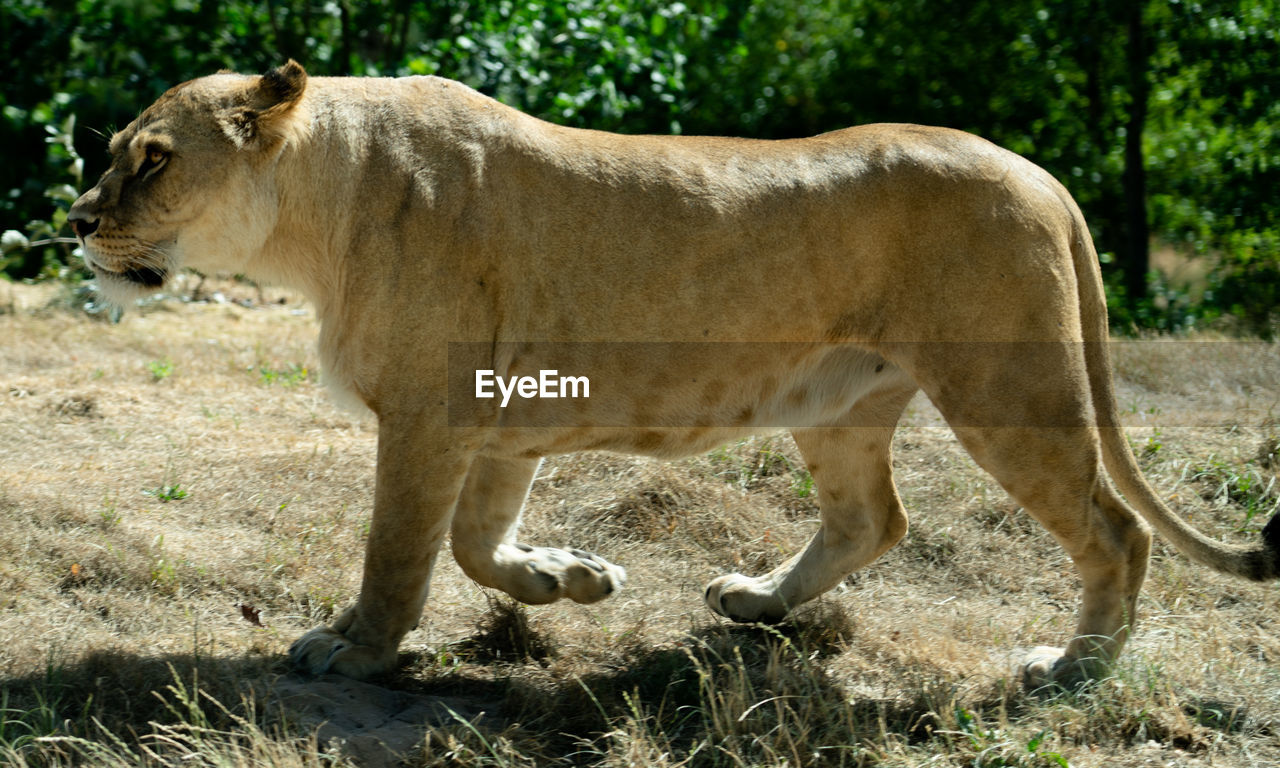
69, 61, 309, 305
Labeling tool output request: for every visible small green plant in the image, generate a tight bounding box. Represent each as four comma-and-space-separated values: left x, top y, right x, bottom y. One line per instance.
1184, 456, 1279, 532
946, 707, 1072, 767
147, 358, 174, 382
1125, 400, 1163, 416
96, 494, 122, 528
791, 467, 815, 498
256, 362, 309, 387
0, 687, 64, 752
1143, 428, 1164, 459
143, 484, 188, 502
707, 438, 815, 496
1022, 729, 1071, 768
148, 534, 179, 591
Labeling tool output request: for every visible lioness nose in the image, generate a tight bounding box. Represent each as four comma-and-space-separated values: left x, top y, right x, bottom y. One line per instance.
68, 213, 100, 239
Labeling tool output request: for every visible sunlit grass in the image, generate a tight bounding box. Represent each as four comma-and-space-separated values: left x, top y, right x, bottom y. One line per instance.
1, 281, 1277, 766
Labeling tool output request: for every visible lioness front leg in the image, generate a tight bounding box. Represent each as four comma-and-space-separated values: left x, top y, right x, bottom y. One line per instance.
451, 456, 626, 604
290, 419, 473, 678
707, 384, 916, 621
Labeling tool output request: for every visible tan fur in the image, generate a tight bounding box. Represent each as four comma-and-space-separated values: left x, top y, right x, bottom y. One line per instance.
69, 62, 1278, 687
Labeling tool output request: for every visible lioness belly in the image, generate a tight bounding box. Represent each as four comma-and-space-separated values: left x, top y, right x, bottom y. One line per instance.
475, 344, 913, 459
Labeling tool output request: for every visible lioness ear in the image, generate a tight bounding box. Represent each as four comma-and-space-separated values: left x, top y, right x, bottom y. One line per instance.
220, 60, 309, 150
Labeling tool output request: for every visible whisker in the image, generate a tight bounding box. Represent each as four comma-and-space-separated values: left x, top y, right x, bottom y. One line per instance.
133, 241, 172, 271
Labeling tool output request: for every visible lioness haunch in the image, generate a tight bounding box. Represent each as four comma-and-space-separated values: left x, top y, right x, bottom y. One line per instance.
68, 61, 1279, 688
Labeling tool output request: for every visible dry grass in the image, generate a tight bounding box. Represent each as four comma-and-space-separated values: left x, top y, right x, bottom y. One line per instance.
1, 279, 1278, 766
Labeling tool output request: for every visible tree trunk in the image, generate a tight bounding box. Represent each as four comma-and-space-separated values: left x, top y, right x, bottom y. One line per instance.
1123, 0, 1150, 303
337, 0, 354, 74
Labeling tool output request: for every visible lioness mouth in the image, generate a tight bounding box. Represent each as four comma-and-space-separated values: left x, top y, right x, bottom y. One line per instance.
120, 265, 168, 287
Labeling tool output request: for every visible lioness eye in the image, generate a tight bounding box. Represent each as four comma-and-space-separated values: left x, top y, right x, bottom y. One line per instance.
139, 148, 168, 177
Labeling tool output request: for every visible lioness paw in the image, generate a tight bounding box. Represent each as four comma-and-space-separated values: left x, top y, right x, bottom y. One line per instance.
289, 626, 397, 679
704, 573, 790, 623
504, 544, 626, 605
1017, 646, 1104, 692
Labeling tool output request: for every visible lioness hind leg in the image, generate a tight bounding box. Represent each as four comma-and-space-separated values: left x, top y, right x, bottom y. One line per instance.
450, 456, 626, 605
895, 337, 1153, 686
943, 420, 1152, 687
706, 382, 916, 622
1007, 471, 1151, 688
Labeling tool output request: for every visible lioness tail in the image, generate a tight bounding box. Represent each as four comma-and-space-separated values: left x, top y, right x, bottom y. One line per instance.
1067, 195, 1280, 581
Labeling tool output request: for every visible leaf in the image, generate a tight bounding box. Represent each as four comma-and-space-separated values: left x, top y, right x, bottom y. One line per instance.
143, 484, 187, 502
1, 230, 29, 253
239, 603, 264, 627
45, 184, 79, 204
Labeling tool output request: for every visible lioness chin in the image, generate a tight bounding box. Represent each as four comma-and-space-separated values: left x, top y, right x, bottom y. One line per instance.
69, 61, 1279, 688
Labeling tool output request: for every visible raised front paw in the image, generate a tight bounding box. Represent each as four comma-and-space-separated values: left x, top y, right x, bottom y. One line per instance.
288, 625, 398, 679
505, 544, 626, 605
704, 573, 790, 623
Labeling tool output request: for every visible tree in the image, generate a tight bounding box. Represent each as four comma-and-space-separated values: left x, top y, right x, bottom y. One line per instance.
2, 0, 1276, 330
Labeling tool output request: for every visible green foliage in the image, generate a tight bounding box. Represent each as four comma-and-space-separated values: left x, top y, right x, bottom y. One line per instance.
1185, 455, 1279, 532
1144, 0, 1280, 333
949, 707, 1072, 767
421, 0, 710, 134
0, 686, 71, 753
256, 361, 309, 387
3, 0, 1277, 331
143, 484, 189, 503
1, 105, 85, 281
147, 358, 175, 382
1142, 428, 1164, 459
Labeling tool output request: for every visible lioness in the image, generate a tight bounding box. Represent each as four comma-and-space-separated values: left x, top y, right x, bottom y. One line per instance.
68, 61, 1278, 687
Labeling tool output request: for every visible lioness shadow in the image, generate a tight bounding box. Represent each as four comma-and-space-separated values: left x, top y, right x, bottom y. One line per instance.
0, 647, 495, 767
18, 602, 1247, 767
392, 601, 972, 762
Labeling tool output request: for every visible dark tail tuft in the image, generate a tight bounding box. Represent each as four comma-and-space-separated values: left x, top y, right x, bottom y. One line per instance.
1246, 510, 1280, 581
1263, 509, 1280, 554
